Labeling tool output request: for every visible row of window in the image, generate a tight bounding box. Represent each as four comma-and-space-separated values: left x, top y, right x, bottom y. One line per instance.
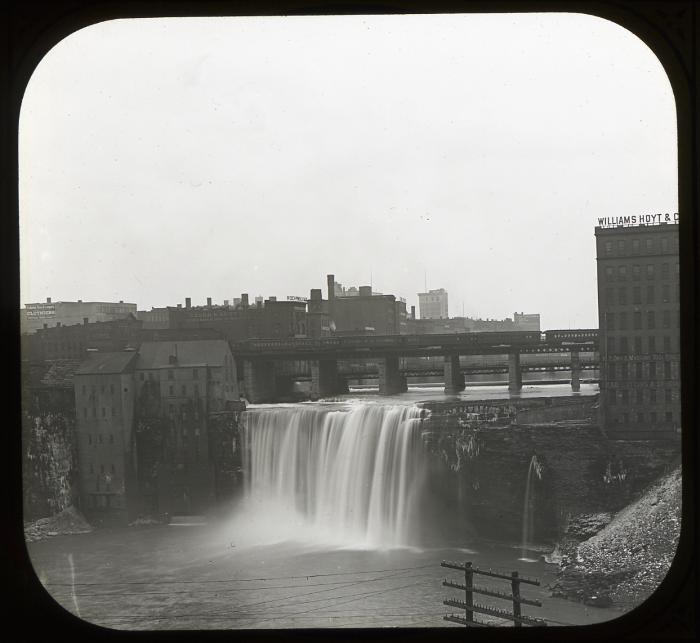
607, 361, 678, 380
609, 387, 677, 404
603, 262, 679, 281
604, 309, 679, 331
87, 433, 115, 445
83, 406, 118, 419
608, 411, 677, 425
81, 383, 116, 396
604, 284, 678, 306
603, 236, 677, 256
607, 335, 677, 354
167, 383, 201, 397
87, 462, 117, 475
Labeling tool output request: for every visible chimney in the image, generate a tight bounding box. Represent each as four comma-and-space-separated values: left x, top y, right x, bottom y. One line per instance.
359, 286, 372, 297
78, 299, 82, 303
327, 274, 335, 302
411, 305, 416, 320
83, 317, 89, 325
207, 297, 212, 307
310, 288, 322, 301
185, 297, 191, 308
119, 300, 123, 304
241, 294, 249, 309
177, 303, 182, 308
46, 297, 51, 303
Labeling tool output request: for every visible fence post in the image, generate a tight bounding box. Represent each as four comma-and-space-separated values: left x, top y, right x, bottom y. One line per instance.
511, 571, 521, 627
464, 561, 474, 624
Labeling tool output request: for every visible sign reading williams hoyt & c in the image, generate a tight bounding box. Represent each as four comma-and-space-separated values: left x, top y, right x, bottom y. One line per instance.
597, 212, 679, 228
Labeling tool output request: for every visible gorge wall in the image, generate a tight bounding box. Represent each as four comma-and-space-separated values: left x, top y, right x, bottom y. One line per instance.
419, 396, 681, 544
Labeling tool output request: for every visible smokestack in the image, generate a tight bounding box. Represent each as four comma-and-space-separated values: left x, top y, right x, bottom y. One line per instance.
411, 305, 416, 320
327, 274, 335, 325
185, 297, 191, 308
207, 297, 212, 307
46, 297, 51, 303
241, 294, 249, 309
310, 288, 322, 301
83, 317, 89, 325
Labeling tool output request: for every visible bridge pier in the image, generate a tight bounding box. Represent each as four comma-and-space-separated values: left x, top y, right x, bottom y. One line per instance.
444, 354, 466, 394
242, 359, 277, 403
378, 356, 407, 396
508, 352, 522, 393
310, 359, 347, 400
570, 350, 581, 392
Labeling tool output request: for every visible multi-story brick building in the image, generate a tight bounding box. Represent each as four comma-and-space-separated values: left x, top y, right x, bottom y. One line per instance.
595, 217, 681, 437
21, 298, 137, 334
418, 288, 449, 319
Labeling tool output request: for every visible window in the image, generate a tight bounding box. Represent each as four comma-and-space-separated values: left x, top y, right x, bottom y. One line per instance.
98, 434, 103, 444
607, 363, 615, 380
632, 264, 640, 280
619, 288, 627, 305
622, 412, 629, 424
605, 266, 614, 281
649, 362, 656, 379
663, 310, 671, 329
635, 362, 643, 379
620, 363, 628, 379
607, 336, 616, 354
634, 337, 642, 353
650, 411, 657, 424
100, 464, 104, 474
633, 312, 641, 330
111, 407, 115, 417
110, 384, 114, 395
663, 336, 671, 352
111, 464, 116, 474
621, 390, 629, 404
632, 286, 641, 304
101, 407, 106, 417
636, 412, 644, 424
194, 383, 199, 396
647, 311, 655, 330
620, 336, 629, 352
661, 263, 669, 279
665, 412, 673, 423
83, 407, 88, 418
662, 284, 670, 303
619, 312, 627, 330
618, 240, 626, 253
100, 384, 105, 394
636, 389, 643, 404
169, 385, 174, 396
665, 389, 672, 404
648, 336, 656, 353
646, 285, 655, 304
650, 389, 657, 404
109, 434, 114, 444
92, 408, 96, 418
646, 264, 655, 279
606, 312, 615, 330
632, 239, 640, 253
609, 391, 617, 406
618, 265, 627, 280
664, 361, 671, 379
168, 369, 174, 380
140, 372, 145, 381
88, 434, 92, 445
605, 241, 613, 254
645, 238, 653, 252
181, 384, 187, 396
661, 238, 668, 252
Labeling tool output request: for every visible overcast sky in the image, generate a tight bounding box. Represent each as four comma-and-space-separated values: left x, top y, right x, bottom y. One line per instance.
19, 13, 677, 329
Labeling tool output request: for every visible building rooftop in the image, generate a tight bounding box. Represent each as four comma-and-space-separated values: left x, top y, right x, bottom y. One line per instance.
137, 339, 230, 369
76, 351, 138, 375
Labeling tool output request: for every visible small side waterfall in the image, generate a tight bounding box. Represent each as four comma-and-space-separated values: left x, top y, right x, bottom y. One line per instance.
519, 454, 542, 561
241, 404, 426, 549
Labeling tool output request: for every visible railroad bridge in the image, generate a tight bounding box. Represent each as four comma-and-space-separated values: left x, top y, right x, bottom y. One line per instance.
231, 329, 599, 403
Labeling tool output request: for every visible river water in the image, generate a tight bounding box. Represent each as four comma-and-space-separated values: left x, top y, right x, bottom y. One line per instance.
27, 383, 620, 630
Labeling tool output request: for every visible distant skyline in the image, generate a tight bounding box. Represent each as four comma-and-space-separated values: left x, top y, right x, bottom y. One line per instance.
19, 13, 677, 329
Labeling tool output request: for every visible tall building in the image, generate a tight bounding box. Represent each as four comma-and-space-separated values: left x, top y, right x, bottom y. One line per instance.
21, 298, 137, 334
595, 217, 680, 438
418, 289, 448, 319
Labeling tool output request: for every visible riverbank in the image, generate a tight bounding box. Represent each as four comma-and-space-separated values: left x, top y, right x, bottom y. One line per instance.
549, 465, 681, 609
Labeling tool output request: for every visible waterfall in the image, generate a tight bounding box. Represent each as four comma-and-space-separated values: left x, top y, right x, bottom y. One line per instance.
519, 454, 542, 561
241, 404, 425, 549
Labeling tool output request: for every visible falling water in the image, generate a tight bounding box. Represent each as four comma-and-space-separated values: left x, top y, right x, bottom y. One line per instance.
241, 403, 426, 549
519, 454, 542, 562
